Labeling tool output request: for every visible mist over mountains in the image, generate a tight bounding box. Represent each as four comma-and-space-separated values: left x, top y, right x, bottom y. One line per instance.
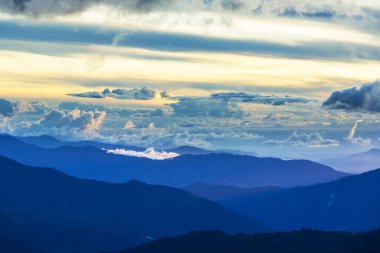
320, 148, 380, 174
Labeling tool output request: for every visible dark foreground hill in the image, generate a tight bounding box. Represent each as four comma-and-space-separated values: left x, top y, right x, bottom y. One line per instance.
0, 237, 43, 253
201, 169, 380, 232
108, 229, 380, 253
0, 135, 347, 188
0, 155, 267, 253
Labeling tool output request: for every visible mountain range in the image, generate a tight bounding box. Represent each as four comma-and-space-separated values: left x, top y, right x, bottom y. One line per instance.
320, 149, 380, 174
17, 135, 213, 155
0, 135, 347, 188
184, 184, 282, 202
0, 155, 267, 253
18, 135, 259, 156
186, 169, 380, 232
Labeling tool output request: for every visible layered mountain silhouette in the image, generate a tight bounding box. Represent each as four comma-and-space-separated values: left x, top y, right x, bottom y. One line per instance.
17, 135, 145, 151
108, 229, 380, 253
198, 169, 380, 232
320, 149, 380, 174
0, 135, 347, 187
184, 184, 282, 202
0, 155, 267, 253
18, 135, 259, 156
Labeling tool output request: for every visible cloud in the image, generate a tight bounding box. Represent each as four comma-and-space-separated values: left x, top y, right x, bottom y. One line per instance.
106, 147, 180, 160
0, 117, 14, 133
0, 0, 172, 16
150, 109, 165, 117
346, 120, 363, 141
351, 137, 372, 146
59, 102, 107, 112
1, 94, 377, 154
71, 91, 105, 99
211, 92, 312, 106
2, 21, 380, 62
323, 80, 380, 112
0, 0, 371, 21
69, 87, 164, 100
123, 120, 135, 130
0, 98, 20, 117
169, 97, 244, 118
251, 0, 363, 19
264, 132, 340, 148
37, 108, 106, 135
345, 119, 372, 146
0, 98, 36, 118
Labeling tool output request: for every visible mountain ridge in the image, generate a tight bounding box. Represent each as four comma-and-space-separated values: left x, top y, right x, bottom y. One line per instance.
209, 168, 380, 232
0, 135, 348, 188
0, 155, 267, 253
320, 148, 380, 173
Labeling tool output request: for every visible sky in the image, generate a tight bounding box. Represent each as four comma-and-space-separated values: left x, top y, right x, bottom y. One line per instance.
0, 0, 380, 160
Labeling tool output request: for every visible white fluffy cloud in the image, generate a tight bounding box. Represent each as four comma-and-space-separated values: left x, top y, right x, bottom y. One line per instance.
265, 132, 340, 148
37, 108, 106, 136
106, 147, 180, 160
123, 120, 135, 130
351, 137, 372, 146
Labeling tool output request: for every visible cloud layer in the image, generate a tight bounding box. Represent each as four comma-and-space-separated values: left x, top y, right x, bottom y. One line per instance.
0, 94, 377, 159
211, 92, 312, 106
169, 97, 244, 118
0, 0, 375, 20
323, 80, 380, 112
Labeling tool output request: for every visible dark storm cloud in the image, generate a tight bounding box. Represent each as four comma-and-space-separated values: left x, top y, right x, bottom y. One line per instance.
323, 80, 380, 112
